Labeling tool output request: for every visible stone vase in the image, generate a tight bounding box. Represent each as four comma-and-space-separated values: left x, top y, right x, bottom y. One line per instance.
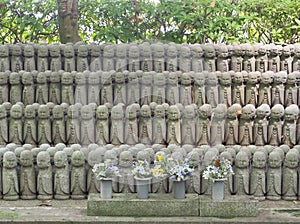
134, 176, 152, 199
172, 179, 186, 199
100, 178, 113, 199
212, 178, 226, 201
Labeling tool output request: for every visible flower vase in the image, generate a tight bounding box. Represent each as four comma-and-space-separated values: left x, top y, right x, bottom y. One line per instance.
100, 178, 113, 199
212, 178, 226, 201
134, 177, 152, 199
172, 179, 186, 199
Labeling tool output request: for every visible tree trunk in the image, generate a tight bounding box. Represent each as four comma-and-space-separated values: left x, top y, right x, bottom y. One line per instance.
57, 0, 81, 44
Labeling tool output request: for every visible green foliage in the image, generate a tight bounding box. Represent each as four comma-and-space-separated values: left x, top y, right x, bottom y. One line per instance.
0, 0, 299, 44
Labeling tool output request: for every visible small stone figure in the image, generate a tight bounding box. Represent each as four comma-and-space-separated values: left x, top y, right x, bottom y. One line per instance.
193, 72, 206, 106
181, 105, 196, 145
232, 151, 250, 196
152, 72, 166, 104
114, 71, 127, 105
66, 105, 81, 145
285, 72, 298, 106
61, 72, 74, 105
191, 44, 204, 72
37, 44, 49, 72
266, 151, 282, 200
101, 71, 113, 105
49, 44, 62, 71
87, 150, 102, 194
268, 45, 281, 73
9, 104, 23, 145
115, 43, 127, 71
0, 105, 8, 145
282, 104, 298, 147
127, 71, 140, 105
293, 44, 300, 71
95, 105, 109, 145
118, 151, 134, 193
0, 45, 10, 72
282, 151, 298, 200
281, 46, 293, 73
35, 72, 48, 104
77, 44, 89, 72
52, 105, 66, 145
167, 105, 181, 145
232, 72, 245, 106
49, 72, 61, 105
179, 72, 192, 106
124, 105, 138, 145
37, 151, 53, 200
243, 44, 256, 72
153, 43, 165, 73
63, 44, 75, 72
80, 105, 95, 146
2, 151, 19, 200
253, 104, 269, 146
140, 43, 153, 72
250, 151, 266, 200
128, 44, 140, 72
205, 72, 219, 108
37, 105, 52, 145
152, 105, 167, 145
271, 71, 286, 106
102, 44, 115, 71
268, 104, 284, 146
139, 105, 152, 145
216, 45, 229, 72
196, 104, 211, 146
245, 71, 258, 106
219, 72, 232, 107
54, 151, 70, 199
110, 105, 124, 145
239, 104, 255, 146
11, 45, 23, 72
255, 45, 268, 72
258, 71, 272, 106
0, 72, 8, 104
87, 71, 101, 105
23, 105, 37, 145
140, 71, 153, 105
231, 45, 243, 72
224, 105, 239, 146
19, 150, 36, 199
185, 151, 201, 194
203, 44, 216, 72
74, 72, 87, 105
210, 104, 226, 146
9, 72, 22, 105
179, 45, 191, 72
166, 44, 178, 72
70, 151, 86, 199
166, 72, 179, 105
21, 72, 34, 106
90, 44, 102, 72
23, 44, 35, 72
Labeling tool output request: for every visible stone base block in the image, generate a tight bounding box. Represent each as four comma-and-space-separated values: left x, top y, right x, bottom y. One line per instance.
87, 193, 199, 217
199, 195, 258, 217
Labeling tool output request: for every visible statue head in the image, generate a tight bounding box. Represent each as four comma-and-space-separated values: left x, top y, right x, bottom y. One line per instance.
38, 44, 48, 57
218, 44, 228, 58
103, 44, 115, 58
284, 151, 299, 169
235, 151, 249, 168
3, 151, 17, 169
126, 105, 137, 119
81, 105, 93, 120
269, 151, 282, 168
168, 105, 180, 120
54, 151, 68, 168
140, 105, 151, 118
38, 105, 50, 119
96, 105, 109, 120
252, 151, 266, 168
37, 151, 51, 169
10, 104, 22, 119
198, 104, 212, 119
284, 104, 299, 122
23, 44, 34, 57
71, 151, 85, 167
128, 44, 139, 58
64, 44, 74, 58
78, 44, 88, 57
204, 44, 215, 58
20, 150, 33, 167
154, 105, 165, 118
191, 44, 203, 58
119, 151, 133, 167
270, 104, 284, 119
0, 44, 9, 57
111, 105, 124, 120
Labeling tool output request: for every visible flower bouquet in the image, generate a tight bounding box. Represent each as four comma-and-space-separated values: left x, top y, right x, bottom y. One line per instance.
92, 159, 121, 180
202, 155, 234, 180
167, 157, 194, 181
132, 159, 152, 178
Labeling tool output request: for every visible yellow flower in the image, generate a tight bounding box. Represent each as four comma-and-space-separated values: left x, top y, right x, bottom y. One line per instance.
157, 155, 163, 162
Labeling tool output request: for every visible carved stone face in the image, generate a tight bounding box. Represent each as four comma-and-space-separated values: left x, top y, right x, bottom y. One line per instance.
269, 152, 281, 168
168, 106, 180, 120
88, 150, 103, 166
37, 72, 46, 83
24, 45, 34, 57
204, 46, 215, 58
287, 73, 296, 85
207, 74, 217, 85
25, 105, 35, 118
126, 106, 136, 119
247, 73, 257, 84
91, 45, 101, 57
183, 106, 195, 119
140, 105, 151, 118
233, 72, 243, 84
226, 108, 236, 119
0, 45, 8, 57
0, 106, 6, 119
111, 106, 123, 120
88, 72, 99, 84
220, 73, 231, 86
38, 45, 48, 57
103, 45, 115, 58
119, 151, 133, 167
116, 44, 126, 58
54, 151, 67, 168
115, 72, 124, 83
50, 72, 60, 82
129, 45, 139, 58
141, 44, 151, 57
181, 73, 191, 85
252, 152, 266, 168
280, 72, 288, 84
37, 152, 50, 168
194, 73, 205, 86
219, 46, 228, 58
64, 45, 74, 58
0, 72, 7, 84
10, 73, 20, 84
284, 108, 296, 122
168, 72, 178, 85
38, 106, 50, 119
154, 105, 165, 118
214, 108, 225, 119
71, 151, 85, 167
270, 106, 284, 119
285, 152, 299, 168
245, 45, 254, 57
50, 45, 60, 57
295, 46, 300, 57
20, 151, 33, 167
260, 73, 270, 85
96, 106, 108, 119
154, 44, 164, 58
167, 45, 177, 58
78, 45, 88, 57
191, 45, 203, 58
81, 106, 93, 120
53, 106, 64, 119
282, 46, 291, 57
11, 105, 22, 119
3, 152, 17, 169
181, 46, 191, 58
22, 72, 33, 85
235, 152, 249, 168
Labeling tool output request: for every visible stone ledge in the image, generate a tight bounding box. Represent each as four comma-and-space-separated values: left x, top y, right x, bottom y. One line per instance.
87, 193, 199, 217
199, 195, 258, 217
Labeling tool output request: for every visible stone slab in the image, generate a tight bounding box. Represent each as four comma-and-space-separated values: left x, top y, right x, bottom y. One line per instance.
199, 195, 258, 217
87, 193, 199, 217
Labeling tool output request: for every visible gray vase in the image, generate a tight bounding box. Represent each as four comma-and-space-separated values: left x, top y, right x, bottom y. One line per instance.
100, 178, 113, 199
212, 178, 226, 201
135, 177, 152, 199
173, 180, 186, 199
